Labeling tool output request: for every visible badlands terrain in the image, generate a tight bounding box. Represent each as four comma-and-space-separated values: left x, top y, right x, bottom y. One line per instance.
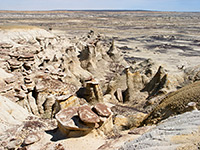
0, 10, 200, 150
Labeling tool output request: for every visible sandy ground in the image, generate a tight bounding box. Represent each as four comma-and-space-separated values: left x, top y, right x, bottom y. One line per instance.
26, 129, 140, 150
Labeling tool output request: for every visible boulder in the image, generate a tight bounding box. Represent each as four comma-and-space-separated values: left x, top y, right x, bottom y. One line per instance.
103, 94, 117, 103
124, 67, 147, 104
115, 88, 123, 102
23, 133, 41, 145
78, 105, 100, 124
107, 39, 123, 61
105, 75, 127, 103
43, 95, 56, 118
93, 103, 112, 117
55, 107, 79, 130
55, 107, 96, 136
96, 115, 114, 136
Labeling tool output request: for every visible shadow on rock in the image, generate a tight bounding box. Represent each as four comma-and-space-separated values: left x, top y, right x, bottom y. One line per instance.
45, 128, 67, 142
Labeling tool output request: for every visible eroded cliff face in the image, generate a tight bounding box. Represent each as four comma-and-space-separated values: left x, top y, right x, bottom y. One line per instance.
1, 27, 198, 150
0, 29, 128, 117
141, 81, 200, 126
0, 27, 186, 120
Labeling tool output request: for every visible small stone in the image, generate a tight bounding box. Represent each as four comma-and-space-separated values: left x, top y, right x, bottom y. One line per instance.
186, 102, 198, 111
14, 87, 21, 92
78, 105, 100, 124
54, 143, 65, 150
187, 102, 196, 107
4, 77, 16, 84
23, 62, 32, 70
23, 133, 41, 145
25, 82, 35, 91
93, 103, 112, 117
7, 60, 22, 70
8, 53, 19, 58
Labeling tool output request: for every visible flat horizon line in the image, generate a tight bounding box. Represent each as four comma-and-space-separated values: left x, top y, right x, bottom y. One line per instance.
0, 9, 199, 13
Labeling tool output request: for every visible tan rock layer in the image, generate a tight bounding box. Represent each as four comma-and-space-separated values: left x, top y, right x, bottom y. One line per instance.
141, 81, 200, 125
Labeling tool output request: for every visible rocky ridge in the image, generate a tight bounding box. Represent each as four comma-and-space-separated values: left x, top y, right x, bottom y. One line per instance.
120, 110, 200, 150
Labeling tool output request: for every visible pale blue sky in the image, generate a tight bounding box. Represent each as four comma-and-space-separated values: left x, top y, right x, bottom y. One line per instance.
0, 0, 199, 12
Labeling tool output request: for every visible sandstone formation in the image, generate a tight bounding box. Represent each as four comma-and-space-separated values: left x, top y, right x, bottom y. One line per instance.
78, 105, 100, 124
55, 103, 112, 137
0, 25, 199, 150
0, 102, 57, 150
0, 28, 131, 120
123, 63, 174, 113
82, 78, 104, 104
93, 103, 112, 117
120, 111, 200, 150
111, 105, 147, 129
141, 81, 200, 125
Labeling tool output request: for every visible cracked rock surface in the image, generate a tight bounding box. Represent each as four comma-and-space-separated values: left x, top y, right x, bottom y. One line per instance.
120, 110, 200, 150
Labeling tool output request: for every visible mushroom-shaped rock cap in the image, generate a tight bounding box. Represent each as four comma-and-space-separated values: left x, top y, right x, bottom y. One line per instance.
56, 94, 72, 102
56, 107, 95, 130
93, 103, 112, 117
55, 107, 79, 130
78, 105, 100, 124
187, 102, 198, 110
85, 79, 99, 85
187, 102, 197, 107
